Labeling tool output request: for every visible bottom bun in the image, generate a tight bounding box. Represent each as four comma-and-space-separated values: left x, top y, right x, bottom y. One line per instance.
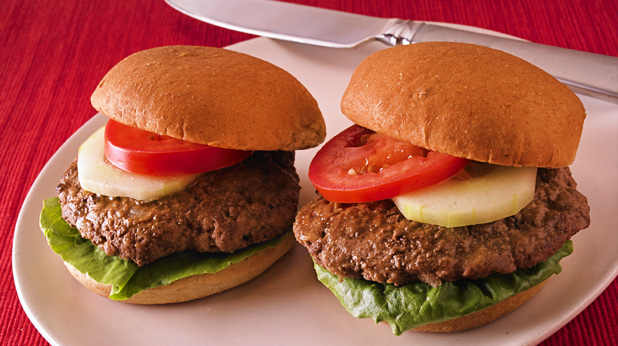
413, 279, 548, 332
65, 234, 295, 304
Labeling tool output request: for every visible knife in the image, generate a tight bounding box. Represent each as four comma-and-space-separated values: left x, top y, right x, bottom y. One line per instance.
166, 0, 618, 104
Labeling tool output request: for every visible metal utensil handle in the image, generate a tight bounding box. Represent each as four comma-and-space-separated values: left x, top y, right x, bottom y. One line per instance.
379, 20, 618, 104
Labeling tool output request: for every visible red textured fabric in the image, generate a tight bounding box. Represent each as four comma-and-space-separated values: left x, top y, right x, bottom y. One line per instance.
1, 0, 616, 345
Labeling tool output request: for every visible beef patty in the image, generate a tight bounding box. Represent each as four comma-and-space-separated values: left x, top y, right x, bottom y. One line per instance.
293, 168, 590, 287
58, 151, 299, 266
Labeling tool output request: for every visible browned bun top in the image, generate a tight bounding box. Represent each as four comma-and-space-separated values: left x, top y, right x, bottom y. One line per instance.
341, 42, 586, 168
91, 46, 326, 151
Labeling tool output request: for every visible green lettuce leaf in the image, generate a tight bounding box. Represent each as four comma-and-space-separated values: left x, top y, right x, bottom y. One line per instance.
40, 197, 287, 300
316, 240, 573, 335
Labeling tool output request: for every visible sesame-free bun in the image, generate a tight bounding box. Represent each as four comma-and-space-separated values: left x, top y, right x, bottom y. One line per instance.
413, 279, 548, 332
64, 233, 295, 305
341, 42, 586, 168
91, 45, 325, 151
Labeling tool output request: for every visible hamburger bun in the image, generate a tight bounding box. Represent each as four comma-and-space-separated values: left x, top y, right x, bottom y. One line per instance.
412, 280, 547, 332
91, 45, 326, 151
341, 42, 586, 168
64, 234, 295, 304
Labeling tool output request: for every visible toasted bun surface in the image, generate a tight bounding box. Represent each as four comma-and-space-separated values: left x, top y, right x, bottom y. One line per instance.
65, 233, 295, 304
91, 46, 325, 151
341, 42, 586, 168
413, 279, 548, 332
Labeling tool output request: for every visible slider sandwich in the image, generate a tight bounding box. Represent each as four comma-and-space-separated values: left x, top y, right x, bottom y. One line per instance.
40, 45, 325, 304
293, 42, 590, 333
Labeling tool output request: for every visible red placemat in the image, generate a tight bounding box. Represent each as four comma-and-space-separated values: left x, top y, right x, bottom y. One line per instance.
1, 0, 616, 345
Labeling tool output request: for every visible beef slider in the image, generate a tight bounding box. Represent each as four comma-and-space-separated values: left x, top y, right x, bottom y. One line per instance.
293, 42, 590, 333
42, 45, 326, 304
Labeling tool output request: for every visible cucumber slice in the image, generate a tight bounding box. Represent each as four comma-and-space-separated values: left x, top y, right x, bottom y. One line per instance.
77, 126, 200, 201
392, 162, 537, 227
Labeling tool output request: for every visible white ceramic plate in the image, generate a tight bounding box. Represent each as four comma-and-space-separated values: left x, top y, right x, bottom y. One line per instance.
14, 33, 618, 346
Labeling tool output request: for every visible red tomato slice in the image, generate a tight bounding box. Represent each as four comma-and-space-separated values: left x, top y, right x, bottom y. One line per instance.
104, 120, 252, 176
308, 125, 469, 203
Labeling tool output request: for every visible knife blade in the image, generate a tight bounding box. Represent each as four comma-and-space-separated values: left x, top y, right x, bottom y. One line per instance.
166, 0, 618, 104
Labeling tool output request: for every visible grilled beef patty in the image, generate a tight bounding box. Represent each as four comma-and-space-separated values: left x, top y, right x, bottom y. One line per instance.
293, 168, 590, 287
58, 151, 299, 266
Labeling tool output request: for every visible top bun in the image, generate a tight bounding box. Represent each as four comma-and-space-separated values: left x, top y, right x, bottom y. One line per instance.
341, 42, 586, 168
91, 46, 325, 151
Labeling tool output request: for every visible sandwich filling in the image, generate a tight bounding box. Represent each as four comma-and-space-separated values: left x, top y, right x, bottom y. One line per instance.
59, 151, 300, 266
294, 168, 590, 287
